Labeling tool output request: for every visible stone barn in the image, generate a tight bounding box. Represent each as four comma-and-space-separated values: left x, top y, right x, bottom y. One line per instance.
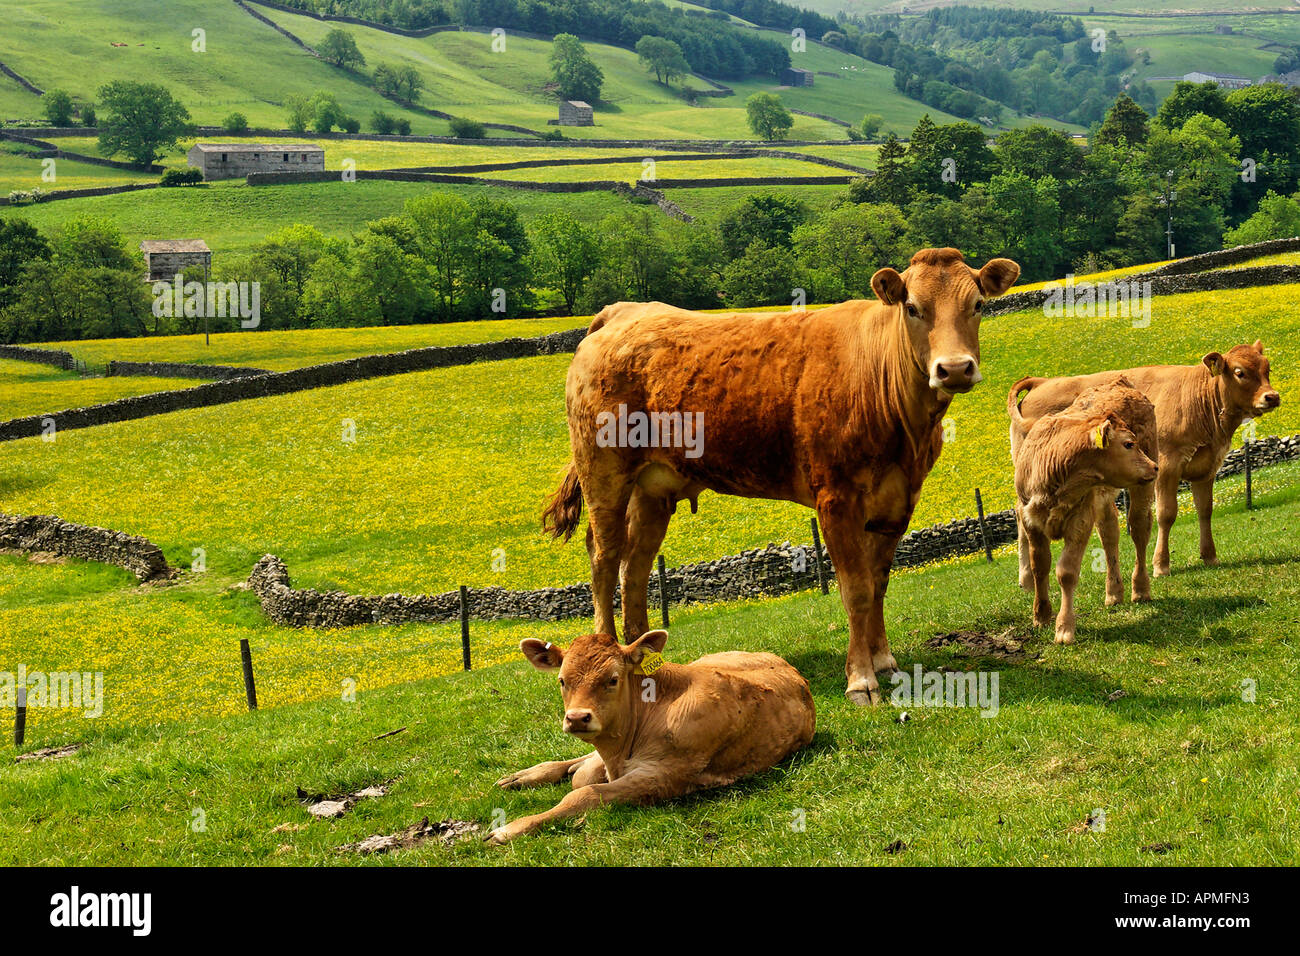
140, 240, 211, 282
1182, 71, 1251, 90
186, 143, 325, 181
781, 68, 814, 87
555, 100, 594, 126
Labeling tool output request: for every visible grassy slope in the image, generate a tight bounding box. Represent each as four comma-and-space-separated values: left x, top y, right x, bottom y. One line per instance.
0, 179, 632, 257
0, 360, 199, 421
2, 473, 1296, 865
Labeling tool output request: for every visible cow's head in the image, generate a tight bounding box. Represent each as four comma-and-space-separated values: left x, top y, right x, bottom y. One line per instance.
520, 630, 668, 740
871, 248, 1020, 396
1204, 341, 1280, 419
1089, 414, 1158, 487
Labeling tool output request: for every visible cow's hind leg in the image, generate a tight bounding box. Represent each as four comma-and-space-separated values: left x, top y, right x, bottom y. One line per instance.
1190, 477, 1218, 567
1095, 496, 1124, 607
818, 497, 896, 706
1027, 527, 1054, 629
1152, 465, 1181, 577
619, 487, 672, 644
1127, 482, 1155, 602
585, 483, 634, 639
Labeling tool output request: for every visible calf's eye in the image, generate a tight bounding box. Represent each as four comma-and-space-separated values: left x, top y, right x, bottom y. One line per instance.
906, 303, 919, 318
1234, 368, 1245, 378
1124, 441, 1135, 450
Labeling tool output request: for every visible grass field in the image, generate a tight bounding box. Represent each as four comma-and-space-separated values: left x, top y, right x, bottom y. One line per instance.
0, 179, 634, 257
1, 472, 1296, 865
0, 360, 198, 421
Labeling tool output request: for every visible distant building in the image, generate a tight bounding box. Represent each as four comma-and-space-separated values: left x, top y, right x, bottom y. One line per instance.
186, 143, 324, 181
1182, 71, 1251, 90
1275, 70, 1300, 88
140, 240, 211, 282
781, 67, 815, 87
549, 100, 594, 127
1214, 24, 1233, 35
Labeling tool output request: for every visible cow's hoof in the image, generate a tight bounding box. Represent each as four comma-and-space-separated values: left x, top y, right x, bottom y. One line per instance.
1202, 556, 1219, 567
1055, 630, 1075, 645
845, 683, 881, 707
872, 652, 898, 675
1104, 592, 1123, 608
1018, 574, 1033, 592
1132, 590, 1152, 603
1153, 565, 1171, 578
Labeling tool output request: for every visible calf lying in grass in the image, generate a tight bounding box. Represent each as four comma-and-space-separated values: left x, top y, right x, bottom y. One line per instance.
487, 629, 815, 845
1009, 377, 1158, 644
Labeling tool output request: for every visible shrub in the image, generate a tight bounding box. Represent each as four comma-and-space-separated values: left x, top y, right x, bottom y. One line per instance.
540, 129, 565, 141
846, 127, 864, 141
341, 116, 360, 134
80, 103, 96, 128
394, 118, 411, 136
43, 89, 75, 126
370, 111, 396, 134
222, 112, 249, 133
449, 117, 486, 139
160, 167, 204, 187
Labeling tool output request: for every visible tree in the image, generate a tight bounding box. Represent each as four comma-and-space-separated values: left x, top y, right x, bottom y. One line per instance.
720, 241, 800, 307
43, 89, 74, 127
54, 214, 135, 271
852, 132, 909, 206
994, 125, 1082, 181
860, 113, 884, 140
449, 117, 486, 138
636, 36, 689, 86
550, 34, 604, 103
96, 81, 190, 166
745, 92, 793, 141
308, 92, 346, 134
249, 224, 345, 329
405, 193, 473, 321
461, 198, 532, 318
529, 212, 601, 313
1155, 81, 1228, 130
222, 112, 249, 133
285, 94, 313, 133
1223, 189, 1300, 245
793, 202, 909, 300
718, 193, 808, 258
1095, 92, 1149, 148
0, 218, 51, 310
319, 29, 366, 70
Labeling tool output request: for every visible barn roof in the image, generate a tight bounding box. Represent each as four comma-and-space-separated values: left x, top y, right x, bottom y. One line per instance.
189, 143, 322, 153
564, 101, 592, 109
139, 240, 211, 253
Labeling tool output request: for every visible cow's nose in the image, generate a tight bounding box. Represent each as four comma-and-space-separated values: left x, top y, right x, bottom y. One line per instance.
930, 356, 981, 393
563, 709, 594, 732
1264, 392, 1280, 408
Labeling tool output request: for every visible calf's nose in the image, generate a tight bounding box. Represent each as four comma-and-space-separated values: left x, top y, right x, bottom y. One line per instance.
930, 356, 981, 392
1264, 391, 1280, 408
563, 709, 594, 732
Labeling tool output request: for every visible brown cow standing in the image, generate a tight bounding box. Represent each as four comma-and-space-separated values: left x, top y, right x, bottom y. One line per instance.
543, 248, 1021, 705
1009, 378, 1159, 643
488, 629, 815, 844
1013, 343, 1280, 578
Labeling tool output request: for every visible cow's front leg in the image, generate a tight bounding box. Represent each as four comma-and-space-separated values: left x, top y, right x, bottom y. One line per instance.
818, 496, 894, 706
486, 769, 663, 845
1015, 502, 1033, 591
495, 754, 599, 790
1127, 482, 1155, 602
1152, 465, 1181, 577
1095, 496, 1124, 607
586, 493, 631, 639
1054, 511, 1093, 645
1190, 477, 1217, 567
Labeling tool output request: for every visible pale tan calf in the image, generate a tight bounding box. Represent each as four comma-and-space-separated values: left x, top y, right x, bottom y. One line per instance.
487, 629, 815, 844
1010, 379, 1158, 644
1014, 343, 1280, 577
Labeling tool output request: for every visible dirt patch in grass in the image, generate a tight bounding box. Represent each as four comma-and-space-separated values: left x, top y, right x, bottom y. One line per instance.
338, 817, 481, 854
14, 743, 83, 762
923, 629, 1035, 660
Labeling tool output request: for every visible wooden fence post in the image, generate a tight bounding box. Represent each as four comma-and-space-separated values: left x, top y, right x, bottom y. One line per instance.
239, 639, 258, 711
13, 687, 26, 747
1245, 441, 1253, 511
810, 516, 828, 594
460, 586, 472, 671
974, 488, 994, 562
657, 554, 670, 629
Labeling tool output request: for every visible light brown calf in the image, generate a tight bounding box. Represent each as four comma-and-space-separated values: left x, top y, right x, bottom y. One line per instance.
1010, 378, 1158, 644
1013, 343, 1280, 577
544, 248, 1020, 705
488, 629, 814, 844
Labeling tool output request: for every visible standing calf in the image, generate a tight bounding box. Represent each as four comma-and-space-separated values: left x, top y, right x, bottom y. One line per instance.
488, 629, 815, 844
1009, 378, 1158, 644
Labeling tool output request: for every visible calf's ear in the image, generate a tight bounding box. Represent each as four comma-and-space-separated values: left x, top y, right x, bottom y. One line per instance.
626, 629, 669, 665
976, 258, 1020, 297
1252, 339, 1264, 353
871, 268, 906, 306
1203, 351, 1224, 375
520, 638, 564, 671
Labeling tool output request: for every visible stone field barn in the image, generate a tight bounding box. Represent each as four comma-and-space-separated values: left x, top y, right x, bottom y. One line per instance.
187, 143, 325, 181
140, 240, 212, 281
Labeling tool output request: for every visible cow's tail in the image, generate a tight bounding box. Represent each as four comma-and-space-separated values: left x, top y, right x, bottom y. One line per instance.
542, 461, 584, 542
1007, 376, 1046, 425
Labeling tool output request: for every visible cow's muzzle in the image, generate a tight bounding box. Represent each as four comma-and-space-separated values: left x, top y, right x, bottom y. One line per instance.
563, 709, 600, 736
930, 356, 982, 394
1255, 391, 1281, 415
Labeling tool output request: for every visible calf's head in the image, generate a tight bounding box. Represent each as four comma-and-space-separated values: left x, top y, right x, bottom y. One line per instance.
1205, 341, 1280, 419
520, 630, 669, 740
871, 248, 1020, 395
1090, 415, 1158, 488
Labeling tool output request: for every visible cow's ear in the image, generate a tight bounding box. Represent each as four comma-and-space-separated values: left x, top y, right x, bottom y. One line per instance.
871, 268, 906, 306
520, 639, 563, 671
1203, 352, 1224, 375
1092, 419, 1111, 450
626, 629, 669, 665
1253, 339, 1264, 354
976, 258, 1020, 297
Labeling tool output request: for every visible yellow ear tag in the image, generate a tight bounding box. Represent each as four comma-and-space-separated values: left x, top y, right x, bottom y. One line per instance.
635, 651, 665, 676
1093, 425, 1105, 449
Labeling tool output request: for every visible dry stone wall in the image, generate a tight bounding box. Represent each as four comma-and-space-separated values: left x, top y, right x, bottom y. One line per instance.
0, 514, 171, 581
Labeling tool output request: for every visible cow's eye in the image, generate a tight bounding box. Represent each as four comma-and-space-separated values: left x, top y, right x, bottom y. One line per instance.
905, 302, 919, 318
1234, 368, 1245, 378
1124, 441, 1135, 450
973, 300, 983, 312
557, 677, 565, 688
607, 676, 619, 688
